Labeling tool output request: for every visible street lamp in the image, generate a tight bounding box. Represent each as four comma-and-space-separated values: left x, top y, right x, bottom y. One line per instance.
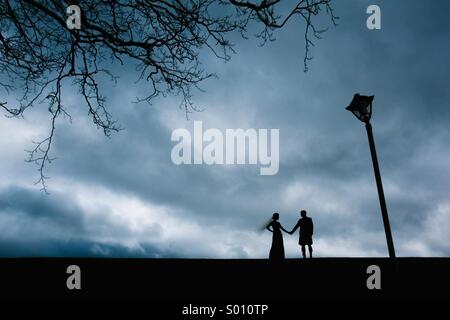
346, 94, 396, 258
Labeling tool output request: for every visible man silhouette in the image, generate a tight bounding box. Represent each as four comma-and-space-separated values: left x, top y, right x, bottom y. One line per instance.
290, 210, 314, 258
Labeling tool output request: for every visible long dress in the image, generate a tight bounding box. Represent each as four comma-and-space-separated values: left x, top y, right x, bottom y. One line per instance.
268, 220, 285, 260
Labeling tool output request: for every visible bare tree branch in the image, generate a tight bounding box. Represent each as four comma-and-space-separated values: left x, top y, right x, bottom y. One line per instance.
0, 0, 337, 191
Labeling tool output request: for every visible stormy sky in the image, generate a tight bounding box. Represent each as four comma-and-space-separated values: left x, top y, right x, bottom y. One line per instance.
1, 0, 450, 258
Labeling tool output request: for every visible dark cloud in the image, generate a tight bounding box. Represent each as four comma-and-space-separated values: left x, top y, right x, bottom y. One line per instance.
0, 238, 179, 258
0, 186, 84, 232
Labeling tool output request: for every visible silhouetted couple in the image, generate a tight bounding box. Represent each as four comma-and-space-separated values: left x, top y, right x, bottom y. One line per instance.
266, 210, 314, 260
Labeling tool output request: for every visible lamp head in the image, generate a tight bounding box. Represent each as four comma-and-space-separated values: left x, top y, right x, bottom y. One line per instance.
346, 93, 374, 123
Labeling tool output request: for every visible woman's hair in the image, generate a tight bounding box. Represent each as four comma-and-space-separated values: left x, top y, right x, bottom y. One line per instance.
259, 212, 280, 232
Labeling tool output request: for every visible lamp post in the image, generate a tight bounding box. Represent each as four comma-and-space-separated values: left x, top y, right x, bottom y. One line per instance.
346, 94, 396, 258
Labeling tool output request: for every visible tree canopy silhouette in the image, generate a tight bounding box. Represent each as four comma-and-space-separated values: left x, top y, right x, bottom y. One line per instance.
0, 0, 337, 191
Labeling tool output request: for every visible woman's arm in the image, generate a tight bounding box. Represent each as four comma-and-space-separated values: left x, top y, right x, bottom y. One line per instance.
266, 221, 273, 232
280, 225, 290, 233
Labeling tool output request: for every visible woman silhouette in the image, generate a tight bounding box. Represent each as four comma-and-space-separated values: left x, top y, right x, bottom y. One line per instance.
266, 212, 289, 260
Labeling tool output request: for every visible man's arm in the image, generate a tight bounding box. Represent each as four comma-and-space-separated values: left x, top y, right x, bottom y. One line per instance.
290, 221, 301, 234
